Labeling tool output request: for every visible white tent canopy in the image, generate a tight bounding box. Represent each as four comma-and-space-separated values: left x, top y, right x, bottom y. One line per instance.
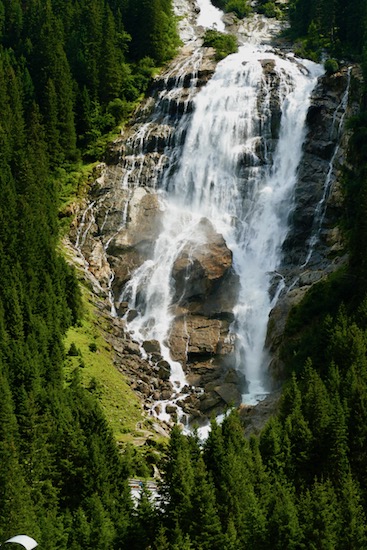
3, 535, 38, 549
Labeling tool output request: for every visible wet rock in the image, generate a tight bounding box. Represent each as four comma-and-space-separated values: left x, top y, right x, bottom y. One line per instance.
214, 383, 241, 406
161, 389, 173, 400
151, 378, 159, 389
115, 301, 129, 317
223, 367, 247, 390
126, 309, 139, 323
109, 189, 163, 254
143, 340, 161, 355
157, 360, 171, 381
169, 315, 233, 362
199, 391, 222, 412
239, 391, 282, 437
283, 66, 353, 267
175, 222, 238, 316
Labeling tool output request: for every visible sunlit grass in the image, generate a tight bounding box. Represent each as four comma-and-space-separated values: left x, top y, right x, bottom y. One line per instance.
63, 286, 156, 445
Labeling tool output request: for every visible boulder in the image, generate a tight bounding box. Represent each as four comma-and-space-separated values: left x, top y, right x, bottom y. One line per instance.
198, 391, 222, 412
108, 188, 163, 255
171, 218, 239, 317
169, 315, 233, 363
172, 218, 233, 299
214, 383, 241, 406
86, 240, 112, 285
143, 340, 161, 355
157, 360, 171, 381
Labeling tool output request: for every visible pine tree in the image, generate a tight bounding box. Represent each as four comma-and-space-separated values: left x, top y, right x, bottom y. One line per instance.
189, 456, 224, 550
338, 472, 367, 549
298, 480, 341, 549
160, 425, 195, 534
266, 481, 301, 550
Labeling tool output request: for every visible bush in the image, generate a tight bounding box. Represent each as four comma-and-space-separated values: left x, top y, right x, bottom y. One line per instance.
324, 58, 339, 75
68, 342, 80, 356
259, 2, 283, 18
203, 29, 238, 60
89, 342, 98, 353
225, 0, 250, 18
107, 98, 129, 124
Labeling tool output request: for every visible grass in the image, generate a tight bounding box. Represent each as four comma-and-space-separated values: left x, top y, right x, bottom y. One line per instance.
63, 286, 157, 446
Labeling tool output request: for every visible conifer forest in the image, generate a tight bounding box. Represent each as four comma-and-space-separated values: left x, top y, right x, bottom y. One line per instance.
1, 0, 367, 548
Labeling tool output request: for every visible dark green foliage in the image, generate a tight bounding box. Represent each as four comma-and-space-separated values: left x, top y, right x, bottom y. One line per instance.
68, 342, 80, 356
124, 0, 180, 64
256, 0, 283, 19
0, 0, 179, 164
203, 29, 238, 60
1, 0, 367, 547
0, 0, 183, 544
289, 0, 367, 58
211, 0, 251, 18
324, 57, 339, 74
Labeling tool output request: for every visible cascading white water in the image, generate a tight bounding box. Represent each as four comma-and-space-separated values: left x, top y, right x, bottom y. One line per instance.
122, 24, 323, 412
197, 0, 225, 31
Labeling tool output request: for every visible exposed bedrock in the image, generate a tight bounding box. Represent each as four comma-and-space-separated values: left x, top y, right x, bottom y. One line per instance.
168, 219, 243, 418
266, 66, 362, 381
282, 67, 358, 269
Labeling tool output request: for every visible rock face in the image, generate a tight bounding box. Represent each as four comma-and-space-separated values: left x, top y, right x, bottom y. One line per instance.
70, 43, 240, 422
167, 219, 242, 419
171, 218, 239, 316
266, 66, 361, 381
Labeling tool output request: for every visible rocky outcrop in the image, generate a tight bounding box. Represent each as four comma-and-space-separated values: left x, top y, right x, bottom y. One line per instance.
166, 219, 242, 418
239, 390, 282, 437
266, 66, 361, 381
171, 218, 239, 316
282, 67, 356, 269
69, 40, 240, 423
108, 189, 164, 294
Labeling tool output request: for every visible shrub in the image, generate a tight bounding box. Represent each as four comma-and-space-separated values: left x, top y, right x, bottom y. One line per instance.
203, 30, 238, 60
225, 0, 250, 18
324, 58, 339, 75
68, 342, 79, 356
89, 342, 98, 353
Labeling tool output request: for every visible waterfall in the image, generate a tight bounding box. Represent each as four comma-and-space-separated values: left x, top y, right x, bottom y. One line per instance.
197, 0, 225, 30
121, 21, 323, 413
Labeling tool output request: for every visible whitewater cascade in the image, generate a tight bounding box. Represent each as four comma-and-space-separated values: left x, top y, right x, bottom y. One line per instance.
119, 17, 323, 414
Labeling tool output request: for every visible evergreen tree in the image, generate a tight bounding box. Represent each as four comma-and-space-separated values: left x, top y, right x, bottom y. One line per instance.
160, 425, 195, 535
298, 480, 341, 549
189, 456, 223, 550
